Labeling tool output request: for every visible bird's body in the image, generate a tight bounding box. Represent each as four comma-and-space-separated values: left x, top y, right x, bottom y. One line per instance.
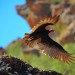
23, 15, 74, 63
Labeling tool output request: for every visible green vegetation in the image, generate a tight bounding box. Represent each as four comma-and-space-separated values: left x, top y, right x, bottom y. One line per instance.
6, 39, 75, 75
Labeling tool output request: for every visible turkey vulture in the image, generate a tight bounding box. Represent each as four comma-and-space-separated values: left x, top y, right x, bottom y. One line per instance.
23, 15, 75, 63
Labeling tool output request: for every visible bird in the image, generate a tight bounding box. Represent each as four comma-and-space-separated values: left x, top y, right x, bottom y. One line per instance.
22, 15, 75, 63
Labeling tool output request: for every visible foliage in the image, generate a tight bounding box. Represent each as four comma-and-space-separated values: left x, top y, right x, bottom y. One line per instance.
6, 39, 75, 75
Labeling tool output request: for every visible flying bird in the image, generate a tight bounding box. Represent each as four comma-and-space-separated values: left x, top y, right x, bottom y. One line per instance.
22, 15, 75, 63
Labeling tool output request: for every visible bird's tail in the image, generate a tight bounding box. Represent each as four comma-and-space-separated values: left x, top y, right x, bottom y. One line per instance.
22, 33, 30, 47
22, 33, 35, 48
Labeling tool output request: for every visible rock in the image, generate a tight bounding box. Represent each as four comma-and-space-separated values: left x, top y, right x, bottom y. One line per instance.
0, 47, 6, 57
57, 20, 75, 45
16, 0, 52, 28
0, 56, 62, 75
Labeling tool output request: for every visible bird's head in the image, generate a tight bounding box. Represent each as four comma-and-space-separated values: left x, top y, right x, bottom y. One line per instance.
45, 25, 55, 33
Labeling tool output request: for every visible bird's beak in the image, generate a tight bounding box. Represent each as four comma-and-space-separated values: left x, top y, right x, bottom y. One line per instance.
49, 29, 55, 32
45, 26, 55, 32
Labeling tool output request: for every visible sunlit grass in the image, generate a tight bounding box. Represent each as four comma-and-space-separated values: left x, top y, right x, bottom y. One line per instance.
6, 39, 75, 75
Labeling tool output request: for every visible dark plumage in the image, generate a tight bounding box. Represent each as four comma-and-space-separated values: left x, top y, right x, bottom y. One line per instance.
23, 15, 75, 63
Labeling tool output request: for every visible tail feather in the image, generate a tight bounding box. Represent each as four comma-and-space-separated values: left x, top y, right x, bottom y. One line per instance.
22, 33, 36, 48
24, 33, 30, 37
22, 33, 30, 47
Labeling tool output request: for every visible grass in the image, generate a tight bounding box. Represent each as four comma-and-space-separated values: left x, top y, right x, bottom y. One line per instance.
6, 39, 75, 75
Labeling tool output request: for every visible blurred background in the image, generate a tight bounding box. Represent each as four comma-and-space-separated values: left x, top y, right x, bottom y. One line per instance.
0, 0, 75, 75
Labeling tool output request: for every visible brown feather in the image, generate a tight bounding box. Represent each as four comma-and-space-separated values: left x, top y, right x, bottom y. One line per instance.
36, 36, 75, 63
22, 15, 75, 63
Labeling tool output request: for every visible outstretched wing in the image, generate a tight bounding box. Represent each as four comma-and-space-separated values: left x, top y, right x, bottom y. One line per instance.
37, 36, 74, 63
31, 15, 60, 33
